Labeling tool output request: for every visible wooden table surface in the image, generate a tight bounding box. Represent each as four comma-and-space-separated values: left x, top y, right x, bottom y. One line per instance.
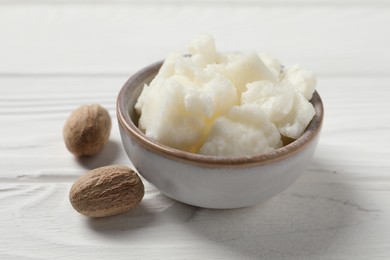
1, 1, 389, 259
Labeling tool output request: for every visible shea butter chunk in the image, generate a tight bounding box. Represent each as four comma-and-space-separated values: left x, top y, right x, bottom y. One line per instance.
283, 64, 316, 100
241, 81, 294, 123
241, 80, 315, 139
158, 52, 182, 79
199, 105, 282, 156
258, 52, 284, 80
188, 33, 219, 67
224, 52, 277, 95
202, 75, 238, 116
137, 76, 205, 152
277, 92, 315, 139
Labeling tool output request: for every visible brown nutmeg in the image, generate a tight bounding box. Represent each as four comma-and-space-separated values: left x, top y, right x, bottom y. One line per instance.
63, 104, 111, 157
69, 165, 144, 218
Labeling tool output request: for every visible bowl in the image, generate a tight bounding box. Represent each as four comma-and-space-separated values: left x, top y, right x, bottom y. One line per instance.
117, 61, 324, 209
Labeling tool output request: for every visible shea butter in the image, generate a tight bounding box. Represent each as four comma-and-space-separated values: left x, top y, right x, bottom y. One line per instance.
135, 34, 316, 156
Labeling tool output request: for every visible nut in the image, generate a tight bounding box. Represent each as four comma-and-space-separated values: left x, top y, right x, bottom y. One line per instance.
63, 104, 111, 157
69, 165, 144, 217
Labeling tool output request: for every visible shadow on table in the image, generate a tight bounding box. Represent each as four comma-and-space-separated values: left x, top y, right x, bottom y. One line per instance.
184, 160, 376, 258
76, 140, 122, 169
86, 192, 196, 237
84, 159, 376, 257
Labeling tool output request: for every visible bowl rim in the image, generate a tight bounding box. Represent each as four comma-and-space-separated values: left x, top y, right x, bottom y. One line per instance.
117, 61, 324, 167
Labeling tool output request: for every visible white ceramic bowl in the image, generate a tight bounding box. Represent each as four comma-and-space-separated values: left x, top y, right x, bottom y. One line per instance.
117, 61, 324, 209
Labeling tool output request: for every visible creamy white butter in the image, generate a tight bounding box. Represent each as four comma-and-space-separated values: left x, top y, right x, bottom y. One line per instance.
135, 34, 316, 156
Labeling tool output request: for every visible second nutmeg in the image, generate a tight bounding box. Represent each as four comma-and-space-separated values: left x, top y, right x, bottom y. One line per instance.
63, 104, 111, 157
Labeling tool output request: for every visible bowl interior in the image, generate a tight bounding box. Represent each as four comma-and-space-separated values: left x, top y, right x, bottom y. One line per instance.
117, 61, 324, 167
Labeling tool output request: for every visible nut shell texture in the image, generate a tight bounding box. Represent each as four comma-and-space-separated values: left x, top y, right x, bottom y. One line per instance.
69, 165, 144, 217
63, 104, 111, 157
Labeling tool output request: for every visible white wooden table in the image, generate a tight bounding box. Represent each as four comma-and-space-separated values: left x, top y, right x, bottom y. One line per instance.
1, 1, 390, 259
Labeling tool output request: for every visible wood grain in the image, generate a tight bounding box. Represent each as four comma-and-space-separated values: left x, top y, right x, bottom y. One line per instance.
0, 75, 389, 259
0, 165, 388, 259
1, 2, 390, 259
